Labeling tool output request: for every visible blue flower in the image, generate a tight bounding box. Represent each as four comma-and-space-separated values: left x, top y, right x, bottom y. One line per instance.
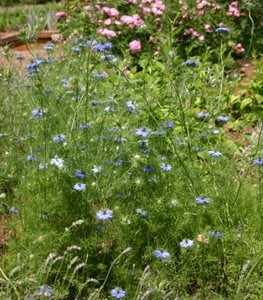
179, 239, 194, 248
36, 285, 53, 297
104, 42, 113, 51
114, 137, 128, 143
161, 121, 174, 129
153, 250, 170, 259
215, 27, 230, 33
92, 165, 103, 174
195, 197, 211, 205
9, 207, 19, 214
136, 208, 148, 217
31, 109, 44, 118
100, 54, 115, 60
79, 124, 91, 129
160, 163, 172, 171
43, 43, 55, 51
92, 72, 107, 79
143, 166, 154, 173
89, 99, 100, 106
16, 54, 25, 60
72, 47, 80, 52
53, 134, 66, 143
197, 112, 210, 119
73, 183, 86, 192
74, 170, 88, 179
125, 100, 138, 113
210, 231, 223, 238
27, 155, 38, 161
182, 60, 198, 67
93, 43, 106, 52
135, 128, 151, 137
96, 209, 113, 220
110, 288, 126, 299
38, 163, 48, 170
216, 115, 230, 122
208, 150, 222, 157
253, 158, 263, 166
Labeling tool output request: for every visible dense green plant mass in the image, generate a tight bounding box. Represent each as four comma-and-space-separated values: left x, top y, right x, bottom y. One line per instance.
0, 0, 262, 299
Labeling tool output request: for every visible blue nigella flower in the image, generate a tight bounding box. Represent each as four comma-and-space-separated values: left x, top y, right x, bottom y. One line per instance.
143, 166, 154, 173
160, 163, 172, 171
9, 207, 19, 214
89, 99, 100, 106
110, 288, 126, 299
27, 155, 38, 161
180, 239, 194, 249
210, 231, 223, 238
135, 128, 151, 137
38, 163, 48, 170
31, 109, 44, 118
162, 121, 174, 129
153, 250, 170, 259
72, 47, 80, 52
36, 285, 53, 297
208, 150, 222, 157
96, 209, 113, 220
92, 165, 103, 174
253, 158, 263, 166
53, 134, 66, 143
195, 197, 211, 204
79, 124, 91, 129
100, 54, 115, 60
92, 72, 107, 79
114, 137, 128, 143
74, 170, 88, 179
216, 115, 230, 122
182, 60, 198, 67
136, 208, 148, 217
197, 112, 210, 119
215, 27, 230, 33
73, 183, 86, 192
125, 100, 138, 113
16, 54, 25, 60
103, 42, 113, 51
93, 43, 106, 52
43, 43, 55, 51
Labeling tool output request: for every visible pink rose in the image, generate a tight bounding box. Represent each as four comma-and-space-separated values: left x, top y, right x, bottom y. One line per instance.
55, 11, 68, 20
97, 28, 116, 38
129, 40, 142, 54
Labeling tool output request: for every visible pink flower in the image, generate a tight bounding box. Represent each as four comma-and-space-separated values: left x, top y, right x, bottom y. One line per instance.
204, 24, 213, 33
130, 0, 137, 3
198, 35, 205, 41
55, 11, 68, 20
120, 15, 134, 25
129, 40, 141, 54
51, 33, 63, 42
97, 28, 116, 38
235, 43, 245, 55
102, 7, 120, 17
104, 18, 112, 25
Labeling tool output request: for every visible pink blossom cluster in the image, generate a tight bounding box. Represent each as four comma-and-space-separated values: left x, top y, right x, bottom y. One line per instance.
184, 28, 205, 41
139, 0, 165, 16
120, 14, 144, 27
227, 1, 241, 17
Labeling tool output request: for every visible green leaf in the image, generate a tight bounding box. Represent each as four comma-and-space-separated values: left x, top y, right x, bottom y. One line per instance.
240, 98, 252, 110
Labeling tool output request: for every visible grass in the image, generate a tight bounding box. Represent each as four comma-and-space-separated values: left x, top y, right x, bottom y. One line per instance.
0, 1, 263, 299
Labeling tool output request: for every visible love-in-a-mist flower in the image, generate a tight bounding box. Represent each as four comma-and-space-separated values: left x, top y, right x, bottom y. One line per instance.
73, 183, 86, 192
180, 239, 194, 248
31, 109, 44, 118
253, 158, 263, 166
160, 163, 172, 171
52, 134, 66, 143
96, 209, 113, 220
135, 128, 151, 137
110, 288, 126, 299
153, 250, 170, 259
195, 197, 211, 204
208, 150, 222, 157
50, 156, 64, 169
92, 165, 103, 174
36, 285, 53, 297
